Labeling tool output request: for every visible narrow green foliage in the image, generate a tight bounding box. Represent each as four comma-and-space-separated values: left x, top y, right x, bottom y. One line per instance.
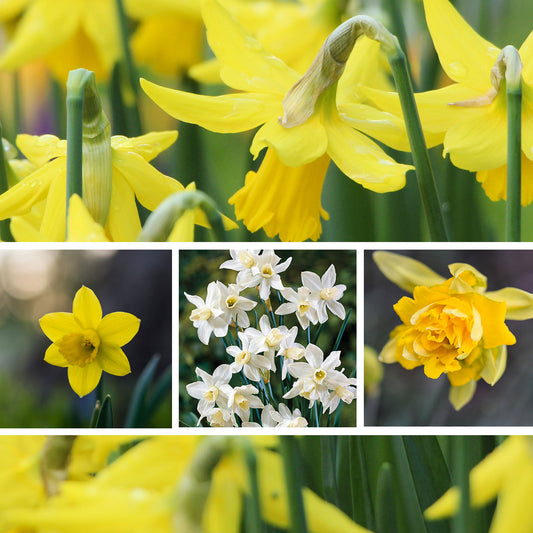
375, 463, 397, 533
95, 394, 114, 428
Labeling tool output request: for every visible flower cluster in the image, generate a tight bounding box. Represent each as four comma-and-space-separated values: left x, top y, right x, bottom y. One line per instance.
183, 250, 356, 427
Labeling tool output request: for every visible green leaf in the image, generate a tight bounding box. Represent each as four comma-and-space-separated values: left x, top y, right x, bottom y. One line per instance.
95, 394, 114, 428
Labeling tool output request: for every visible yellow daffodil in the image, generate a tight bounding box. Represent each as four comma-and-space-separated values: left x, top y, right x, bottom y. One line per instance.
0, 130, 188, 241
366, 0, 533, 204
374, 251, 533, 409
39, 285, 140, 397
0, 0, 122, 82
141, 0, 411, 241
426, 436, 533, 533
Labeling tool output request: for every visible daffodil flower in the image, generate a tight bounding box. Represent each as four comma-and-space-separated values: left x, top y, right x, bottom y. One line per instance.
141, 0, 412, 241
426, 436, 533, 533
39, 286, 140, 397
215, 281, 257, 327
185, 364, 233, 418
227, 332, 272, 382
0, 131, 187, 242
275, 286, 319, 329
367, 0, 533, 204
0, 0, 121, 82
302, 264, 347, 322
374, 251, 533, 409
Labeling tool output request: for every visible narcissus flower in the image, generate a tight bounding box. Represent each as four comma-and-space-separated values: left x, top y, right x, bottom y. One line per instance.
141, 0, 412, 241
375, 251, 533, 409
426, 436, 533, 533
0, 0, 122, 82
366, 0, 533, 204
39, 286, 140, 397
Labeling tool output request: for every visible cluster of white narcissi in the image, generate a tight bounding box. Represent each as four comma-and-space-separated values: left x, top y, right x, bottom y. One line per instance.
185, 250, 356, 427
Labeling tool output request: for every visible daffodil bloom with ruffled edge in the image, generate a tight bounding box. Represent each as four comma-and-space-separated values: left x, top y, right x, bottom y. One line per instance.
39, 285, 140, 397
0, 131, 190, 242
141, 0, 412, 241
366, 0, 533, 204
426, 436, 533, 533
0, 0, 121, 82
374, 251, 533, 409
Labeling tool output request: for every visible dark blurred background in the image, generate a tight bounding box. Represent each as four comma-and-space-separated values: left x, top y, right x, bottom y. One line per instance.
365, 249, 533, 426
179, 249, 356, 427
0, 249, 172, 428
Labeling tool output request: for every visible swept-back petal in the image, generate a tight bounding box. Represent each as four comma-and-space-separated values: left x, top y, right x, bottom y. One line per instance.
106, 172, 142, 241
43, 344, 68, 368
111, 131, 178, 162
97, 312, 140, 346
251, 114, 328, 167
485, 286, 533, 320
40, 312, 80, 342
201, 0, 299, 94
73, 286, 102, 329
141, 79, 280, 134
68, 363, 103, 398
423, 0, 500, 91
97, 344, 131, 377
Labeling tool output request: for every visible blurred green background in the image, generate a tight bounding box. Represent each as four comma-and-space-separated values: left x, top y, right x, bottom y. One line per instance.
179, 249, 356, 426
0, 249, 172, 428
365, 249, 533, 425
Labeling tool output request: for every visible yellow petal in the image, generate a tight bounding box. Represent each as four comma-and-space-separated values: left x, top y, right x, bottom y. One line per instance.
141, 78, 281, 134
73, 286, 102, 330
448, 380, 476, 410
40, 312, 80, 342
0, 0, 29, 21
521, 83, 533, 162
480, 345, 507, 386
43, 344, 68, 368
67, 194, 110, 242
251, 114, 328, 167
422, 0, 500, 91
16, 134, 67, 166
111, 131, 178, 162
9, 214, 47, 242
106, 172, 142, 242
485, 286, 533, 320
471, 293, 516, 348
373, 251, 446, 293
97, 312, 140, 346
68, 364, 103, 398
39, 170, 67, 241
97, 345, 131, 377
519, 29, 533, 85
201, 0, 298, 94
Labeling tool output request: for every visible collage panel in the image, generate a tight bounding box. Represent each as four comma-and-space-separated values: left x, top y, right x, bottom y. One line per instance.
0, 248, 172, 429
179, 248, 356, 428
364, 249, 533, 426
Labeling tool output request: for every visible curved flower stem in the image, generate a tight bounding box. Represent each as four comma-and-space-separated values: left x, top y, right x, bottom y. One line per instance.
137, 190, 226, 242
386, 42, 449, 241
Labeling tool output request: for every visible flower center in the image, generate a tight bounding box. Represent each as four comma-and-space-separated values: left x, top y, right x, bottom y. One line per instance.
203, 386, 219, 402
320, 287, 336, 300
238, 251, 255, 268
261, 264, 273, 278
190, 307, 212, 321
57, 329, 100, 367
298, 301, 311, 314
226, 295, 238, 309
313, 368, 327, 384
236, 350, 251, 365
266, 328, 284, 347
234, 393, 249, 410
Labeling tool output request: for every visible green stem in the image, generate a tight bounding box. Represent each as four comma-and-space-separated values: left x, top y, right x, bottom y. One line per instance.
243, 442, 264, 533
114, 0, 142, 136
452, 436, 471, 533
0, 123, 14, 241
386, 42, 448, 241
280, 436, 309, 533
506, 83, 522, 241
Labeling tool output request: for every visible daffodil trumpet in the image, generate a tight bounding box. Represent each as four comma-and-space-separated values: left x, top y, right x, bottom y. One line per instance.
137, 189, 225, 242
65, 69, 112, 237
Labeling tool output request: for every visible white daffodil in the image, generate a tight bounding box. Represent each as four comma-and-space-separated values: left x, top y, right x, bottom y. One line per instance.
271, 403, 308, 427
277, 328, 306, 379
184, 282, 227, 344
216, 281, 257, 327
275, 286, 319, 329
185, 364, 233, 420
226, 384, 264, 423
238, 250, 291, 300
226, 331, 272, 382
283, 344, 342, 407
220, 249, 261, 278
302, 264, 346, 323
321, 374, 357, 414
202, 406, 237, 427
242, 404, 277, 427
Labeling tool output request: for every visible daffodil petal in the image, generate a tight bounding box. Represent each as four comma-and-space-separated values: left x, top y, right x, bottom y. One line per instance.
325, 113, 411, 192
141, 78, 280, 134
43, 344, 69, 368
0, 0, 80, 70
111, 131, 178, 162
519, 29, 533, 85
448, 380, 476, 411
201, 0, 298, 94
251, 114, 328, 167
113, 152, 183, 211
0, 0, 28, 20
107, 172, 142, 242
169, 208, 195, 241
97, 312, 140, 346
73, 286, 102, 329
68, 364, 102, 398
521, 83, 533, 162
67, 194, 110, 242
39, 170, 67, 241
97, 344, 131, 377
485, 286, 533, 320
10, 215, 48, 242
40, 312, 80, 342
422, 0, 500, 91
16, 134, 67, 166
